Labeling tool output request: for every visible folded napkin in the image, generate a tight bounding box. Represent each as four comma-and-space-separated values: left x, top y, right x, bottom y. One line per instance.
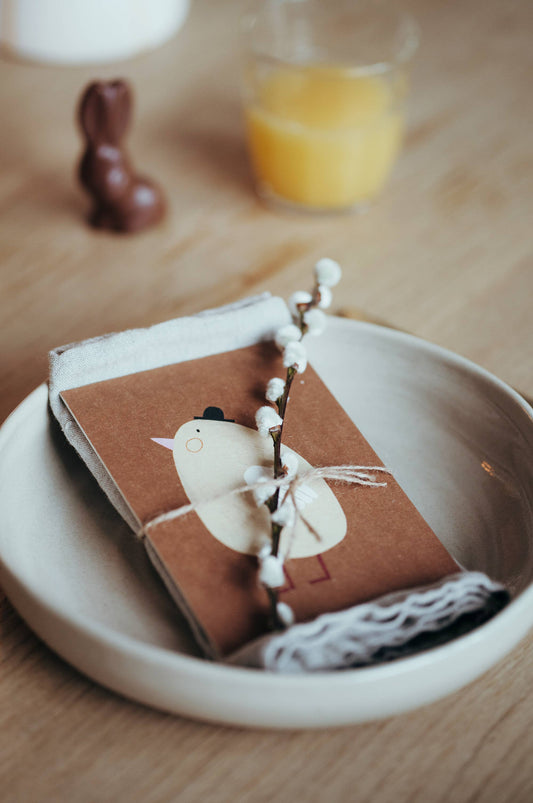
49, 293, 291, 530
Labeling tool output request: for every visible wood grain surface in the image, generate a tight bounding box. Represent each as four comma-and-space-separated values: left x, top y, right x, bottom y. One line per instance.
1, 1, 532, 801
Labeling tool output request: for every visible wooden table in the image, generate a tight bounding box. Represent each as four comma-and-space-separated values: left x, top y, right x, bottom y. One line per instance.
1, 1, 532, 800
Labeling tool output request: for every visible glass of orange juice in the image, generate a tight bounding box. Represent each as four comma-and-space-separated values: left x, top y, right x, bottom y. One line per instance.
241, 0, 419, 213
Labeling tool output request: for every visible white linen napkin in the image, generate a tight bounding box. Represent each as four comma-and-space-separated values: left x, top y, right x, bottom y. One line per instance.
48, 293, 291, 529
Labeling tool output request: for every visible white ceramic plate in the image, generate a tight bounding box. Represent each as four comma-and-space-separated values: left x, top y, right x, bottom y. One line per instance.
1, 319, 533, 728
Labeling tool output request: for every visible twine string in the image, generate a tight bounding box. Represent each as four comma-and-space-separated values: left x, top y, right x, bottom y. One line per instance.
139, 464, 392, 541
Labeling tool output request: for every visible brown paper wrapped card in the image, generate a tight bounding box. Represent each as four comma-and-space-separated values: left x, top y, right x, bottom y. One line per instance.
60, 339, 460, 658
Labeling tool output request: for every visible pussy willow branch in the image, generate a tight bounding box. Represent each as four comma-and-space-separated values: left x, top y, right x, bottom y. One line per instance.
265, 333, 305, 627
263, 280, 324, 628
268, 365, 296, 559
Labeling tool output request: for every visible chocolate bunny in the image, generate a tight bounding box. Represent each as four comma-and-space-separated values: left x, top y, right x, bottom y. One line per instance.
78, 80, 165, 233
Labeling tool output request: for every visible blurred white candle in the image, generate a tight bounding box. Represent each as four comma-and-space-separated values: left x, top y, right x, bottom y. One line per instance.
0, 0, 190, 64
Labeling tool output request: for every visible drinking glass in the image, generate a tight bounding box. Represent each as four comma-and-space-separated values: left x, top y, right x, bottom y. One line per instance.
241, 0, 419, 212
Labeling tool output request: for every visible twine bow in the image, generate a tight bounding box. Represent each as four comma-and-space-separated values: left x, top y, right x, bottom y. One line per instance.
139, 464, 392, 542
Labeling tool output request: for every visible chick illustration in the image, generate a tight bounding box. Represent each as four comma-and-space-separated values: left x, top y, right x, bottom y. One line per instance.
152, 407, 347, 563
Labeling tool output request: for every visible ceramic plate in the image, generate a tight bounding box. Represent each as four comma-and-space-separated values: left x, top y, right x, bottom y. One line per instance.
1, 319, 533, 728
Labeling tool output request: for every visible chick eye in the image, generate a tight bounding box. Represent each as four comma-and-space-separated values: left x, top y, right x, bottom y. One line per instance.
196, 428, 200, 433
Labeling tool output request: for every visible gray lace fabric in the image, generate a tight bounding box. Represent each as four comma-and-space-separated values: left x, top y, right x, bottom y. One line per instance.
229, 572, 509, 672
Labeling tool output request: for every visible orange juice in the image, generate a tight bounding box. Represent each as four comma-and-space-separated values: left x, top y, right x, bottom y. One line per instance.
245, 66, 404, 210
